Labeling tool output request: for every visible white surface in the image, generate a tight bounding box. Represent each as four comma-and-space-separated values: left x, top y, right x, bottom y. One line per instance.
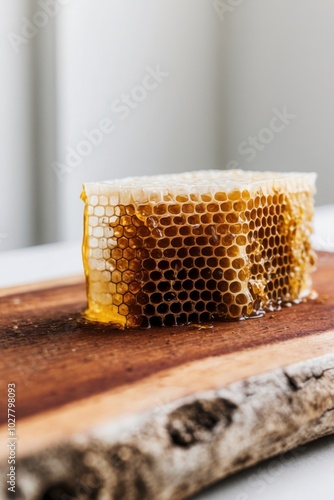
0, 241, 82, 288
313, 205, 334, 252
193, 435, 334, 500
0, 209, 333, 499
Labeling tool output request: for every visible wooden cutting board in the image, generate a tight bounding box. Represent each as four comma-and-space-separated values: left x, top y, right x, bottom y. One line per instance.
0, 252, 334, 500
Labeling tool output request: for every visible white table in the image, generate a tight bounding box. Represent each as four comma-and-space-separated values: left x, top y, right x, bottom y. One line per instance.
1, 206, 334, 499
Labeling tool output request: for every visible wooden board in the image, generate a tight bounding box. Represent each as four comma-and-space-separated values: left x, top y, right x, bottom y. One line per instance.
0, 253, 334, 499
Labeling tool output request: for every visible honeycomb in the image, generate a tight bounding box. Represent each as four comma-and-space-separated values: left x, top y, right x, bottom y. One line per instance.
81, 170, 317, 328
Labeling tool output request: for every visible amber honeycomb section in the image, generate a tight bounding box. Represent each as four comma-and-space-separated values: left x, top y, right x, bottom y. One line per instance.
81, 170, 317, 328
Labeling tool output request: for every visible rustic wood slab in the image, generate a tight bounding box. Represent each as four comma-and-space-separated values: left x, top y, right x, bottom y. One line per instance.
0, 253, 334, 499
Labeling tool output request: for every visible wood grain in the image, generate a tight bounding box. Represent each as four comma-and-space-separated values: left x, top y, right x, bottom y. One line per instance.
6, 329, 334, 460
0, 252, 333, 499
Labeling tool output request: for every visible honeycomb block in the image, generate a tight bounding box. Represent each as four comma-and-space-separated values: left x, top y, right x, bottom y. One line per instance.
81, 170, 317, 328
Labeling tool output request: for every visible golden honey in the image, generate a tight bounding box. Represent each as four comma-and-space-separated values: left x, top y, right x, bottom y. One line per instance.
81, 170, 317, 328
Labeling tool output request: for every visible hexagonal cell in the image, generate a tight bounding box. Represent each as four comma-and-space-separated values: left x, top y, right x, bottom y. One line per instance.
114, 225, 124, 238
122, 292, 135, 305
94, 206, 105, 217
112, 293, 123, 306
117, 258, 129, 272
118, 237, 129, 249
120, 215, 132, 227
111, 248, 123, 260
123, 226, 137, 239
224, 269, 237, 281
105, 207, 114, 217
92, 227, 104, 238
128, 281, 141, 294
116, 282, 128, 295
111, 270, 122, 284
229, 304, 241, 317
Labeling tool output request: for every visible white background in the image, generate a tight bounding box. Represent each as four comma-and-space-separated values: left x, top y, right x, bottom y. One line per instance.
1, 0, 334, 251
